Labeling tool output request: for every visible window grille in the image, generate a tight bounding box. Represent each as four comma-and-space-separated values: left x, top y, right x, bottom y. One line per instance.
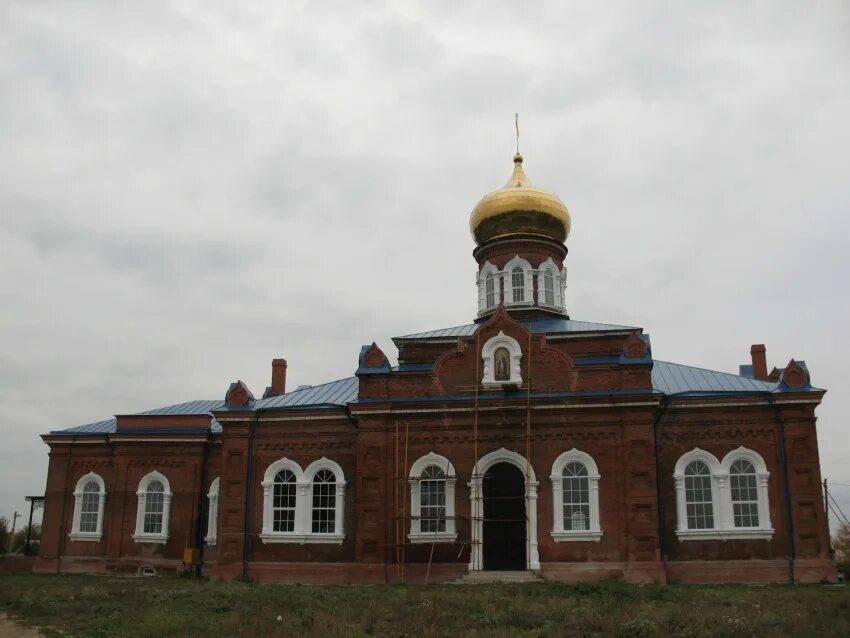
485, 272, 495, 308
420, 465, 447, 533
311, 469, 336, 534
511, 267, 524, 302
562, 461, 590, 531
684, 461, 714, 529
543, 270, 555, 305
79, 481, 101, 533
273, 469, 297, 532
143, 480, 165, 534
730, 459, 760, 528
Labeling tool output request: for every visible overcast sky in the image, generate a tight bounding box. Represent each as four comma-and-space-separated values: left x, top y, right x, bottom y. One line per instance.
2, 1, 849, 532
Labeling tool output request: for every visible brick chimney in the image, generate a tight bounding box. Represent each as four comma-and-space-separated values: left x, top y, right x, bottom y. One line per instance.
750, 344, 768, 381
269, 358, 287, 396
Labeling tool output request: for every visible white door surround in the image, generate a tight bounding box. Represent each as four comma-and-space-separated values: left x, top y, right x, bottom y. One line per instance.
468, 447, 540, 571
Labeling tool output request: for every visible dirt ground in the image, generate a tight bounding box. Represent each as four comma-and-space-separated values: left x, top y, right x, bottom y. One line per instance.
0, 615, 43, 638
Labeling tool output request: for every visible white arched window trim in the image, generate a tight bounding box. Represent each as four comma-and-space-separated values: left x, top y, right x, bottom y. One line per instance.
477, 262, 501, 314
503, 256, 533, 306
674, 447, 773, 540
550, 449, 602, 542
132, 471, 172, 544
537, 257, 565, 311
260, 457, 346, 545
407, 452, 457, 544
69, 472, 106, 542
481, 331, 523, 386
204, 477, 219, 546
304, 458, 346, 543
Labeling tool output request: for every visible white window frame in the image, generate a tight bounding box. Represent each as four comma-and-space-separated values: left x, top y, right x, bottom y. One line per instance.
538, 257, 565, 311
304, 458, 346, 543
503, 256, 533, 306
408, 452, 457, 544
542, 268, 555, 306
204, 477, 219, 546
720, 447, 772, 537
550, 449, 602, 542
674, 447, 773, 540
69, 472, 106, 542
481, 331, 523, 386
477, 261, 501, 314
132, 471, 172, 544
260, 457, 346, 544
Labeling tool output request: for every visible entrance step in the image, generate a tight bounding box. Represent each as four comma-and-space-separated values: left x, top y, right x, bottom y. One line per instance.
456, 570, 543, 584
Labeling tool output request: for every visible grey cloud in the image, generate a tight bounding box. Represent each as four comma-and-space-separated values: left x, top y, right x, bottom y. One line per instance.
1, 0, 849, 528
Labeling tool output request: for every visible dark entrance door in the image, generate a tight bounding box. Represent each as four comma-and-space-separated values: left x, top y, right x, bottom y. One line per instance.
482, 462, 526, 570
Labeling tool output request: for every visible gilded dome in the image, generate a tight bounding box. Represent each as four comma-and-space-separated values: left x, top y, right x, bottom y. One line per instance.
469, 153, 571, 245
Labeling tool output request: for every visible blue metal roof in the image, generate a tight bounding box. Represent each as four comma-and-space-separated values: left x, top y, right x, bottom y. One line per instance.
50, 400, 226, 435
394, 318, 638, 340
53, 417, 118, 435
254, 376, 358, 409
50, 356, 816, 436
651, 361, 778, 396
137, 399, 225, 416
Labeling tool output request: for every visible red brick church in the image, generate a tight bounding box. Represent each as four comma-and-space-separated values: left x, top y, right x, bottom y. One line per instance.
36, 151, 835, 583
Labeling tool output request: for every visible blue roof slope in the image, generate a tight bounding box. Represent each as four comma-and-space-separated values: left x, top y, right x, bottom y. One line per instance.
50, 399, 225, 435
395, 318, 638, 340
652, 361, 778, 395
51, 357, 816, 435
254, 376, 358, 409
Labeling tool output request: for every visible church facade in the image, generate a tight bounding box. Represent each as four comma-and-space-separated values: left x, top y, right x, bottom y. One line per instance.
36, 152, 835, 583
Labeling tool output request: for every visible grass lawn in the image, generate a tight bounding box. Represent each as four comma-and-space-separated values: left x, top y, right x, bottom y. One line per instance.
0, 574, 848, 637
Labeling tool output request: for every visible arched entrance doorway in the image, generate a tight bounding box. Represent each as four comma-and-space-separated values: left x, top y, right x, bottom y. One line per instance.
468, 448, 540, 572
483, 462, 526, 570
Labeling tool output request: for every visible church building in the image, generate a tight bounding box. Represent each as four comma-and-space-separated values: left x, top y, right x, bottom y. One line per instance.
36, 150, 835, 583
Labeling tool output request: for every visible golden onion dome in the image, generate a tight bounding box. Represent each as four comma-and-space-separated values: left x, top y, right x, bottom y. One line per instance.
469, 153, 571, 245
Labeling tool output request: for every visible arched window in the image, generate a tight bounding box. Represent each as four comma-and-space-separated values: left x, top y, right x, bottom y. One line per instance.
420, 466, 447, 532
408, 453, 457, 543
551, 449, 602, 541
562, 462, 589, 531
260, 457, 346, 544
543, 269, 555, 306
70, 472, 106, 541
133, 471, 172, 544
721, 447, 772, 536
512, 266, 525, 302
205, 477, 219, 546
684, 461, 714, 530
273, 469, 298, 533
674, 448, 773, 540
311, 469, 336, 533
485, 272, 495, 308
730, 460, 759, 528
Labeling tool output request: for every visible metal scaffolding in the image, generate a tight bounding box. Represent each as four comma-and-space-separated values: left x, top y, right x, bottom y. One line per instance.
391, 328, 536, 581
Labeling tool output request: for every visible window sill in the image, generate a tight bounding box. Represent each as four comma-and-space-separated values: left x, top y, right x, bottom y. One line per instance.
68, 532, 102, 542
407, 532, 457, 545
676, 528, 775, 541
481, 381, 523, 389
259, 533, 345, 545
551, 531, 603, 543
132, 533, 168, 544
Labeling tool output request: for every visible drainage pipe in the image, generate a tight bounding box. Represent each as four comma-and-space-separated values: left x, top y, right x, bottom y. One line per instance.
767, 394, 796, 584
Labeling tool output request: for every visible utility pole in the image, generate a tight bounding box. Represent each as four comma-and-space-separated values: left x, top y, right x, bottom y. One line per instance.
9, 511, 20, 553
824, 478, 833, 558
